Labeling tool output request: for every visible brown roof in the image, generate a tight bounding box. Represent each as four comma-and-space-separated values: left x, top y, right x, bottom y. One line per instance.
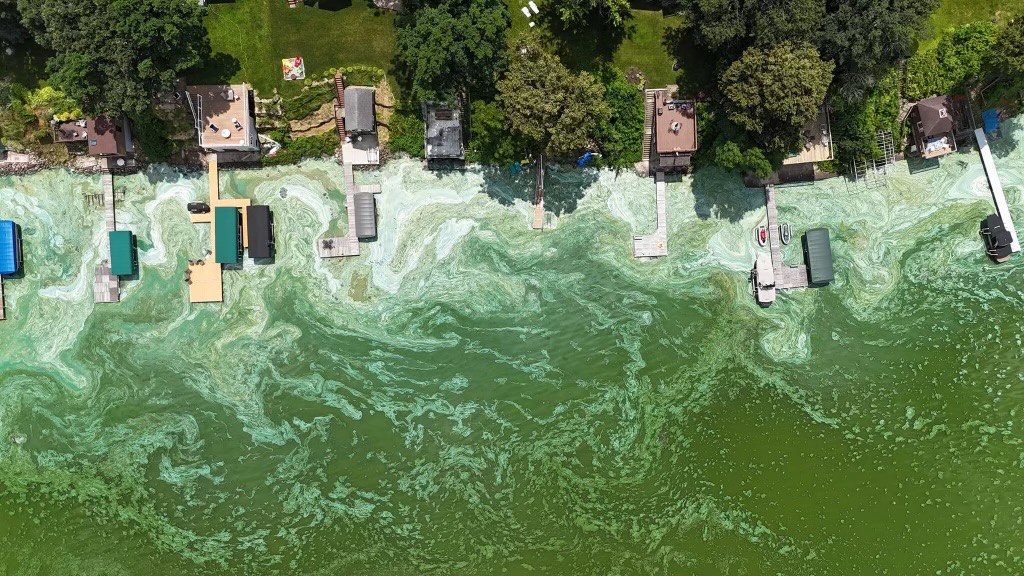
185, 84, 255, 150
913, 96, 953, 139
654, 90, 697, 155
86, 116, 126, 157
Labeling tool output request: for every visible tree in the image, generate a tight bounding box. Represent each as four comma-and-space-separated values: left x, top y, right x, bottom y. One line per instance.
395, 0, 509, 103
468, 99, 516, 165
551, 0, 631, 29
496, 35, 610, 158
681, 0, 824, 53
819, 0, 941, 100
719, 42, 834, 151
595, 69, 643, 168
17, 0, 207, 116
0, 0, 28, 47
990, 16, 1024, 79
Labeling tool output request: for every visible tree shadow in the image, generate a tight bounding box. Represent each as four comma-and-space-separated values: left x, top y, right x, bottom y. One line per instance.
690, 167, 762, 222
541, 10, 630, 73
186, 52, 242, 85
305, 0, 353, 11
662, 23, 717, 96
478, 162, 599, 216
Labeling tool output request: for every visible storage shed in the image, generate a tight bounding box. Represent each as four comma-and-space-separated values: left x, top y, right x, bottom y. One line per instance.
353, 192, 377, 239
108, 230, 137, 276
803, 227, 834, 285
0, 220, 21, 276
246, 205, 274, 259
215, 207, 242, 264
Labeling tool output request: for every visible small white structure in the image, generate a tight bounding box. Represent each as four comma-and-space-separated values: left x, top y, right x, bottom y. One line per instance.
753, 253, 776, 306
528, 1, 539, 13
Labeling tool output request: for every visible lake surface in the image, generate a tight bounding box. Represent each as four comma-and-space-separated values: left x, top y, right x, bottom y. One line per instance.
1, 122, 1023, 574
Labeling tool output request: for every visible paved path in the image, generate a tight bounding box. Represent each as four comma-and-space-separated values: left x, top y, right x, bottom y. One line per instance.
633, 172, 668, 257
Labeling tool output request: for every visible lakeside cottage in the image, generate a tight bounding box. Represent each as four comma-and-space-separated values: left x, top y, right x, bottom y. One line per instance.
184, 83, 260, 153
422, 101, 465, 167
909, 95, 957, 159
653, 88, 698, 172
53, 116, 134, 160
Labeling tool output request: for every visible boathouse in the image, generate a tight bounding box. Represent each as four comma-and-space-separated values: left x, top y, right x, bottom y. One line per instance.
353, 192, 377, 239
246, 205, 274, 259
803, 228, 834, 285
0, 220, 21, 276
108, 230, 137, 276
214, 207, 242, 265
423, 101, 465, 164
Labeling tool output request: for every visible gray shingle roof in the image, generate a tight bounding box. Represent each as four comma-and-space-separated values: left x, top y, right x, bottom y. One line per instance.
345, 87, 375, 134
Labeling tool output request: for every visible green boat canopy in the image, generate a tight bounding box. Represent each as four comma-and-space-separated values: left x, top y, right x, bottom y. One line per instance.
215, 207, 241, 264
108, 230, 136, 277
803, 227, 834, 285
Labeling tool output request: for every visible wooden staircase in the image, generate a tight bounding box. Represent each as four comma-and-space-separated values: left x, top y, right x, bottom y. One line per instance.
334, 71, 346, 139
642, 89, 656, 164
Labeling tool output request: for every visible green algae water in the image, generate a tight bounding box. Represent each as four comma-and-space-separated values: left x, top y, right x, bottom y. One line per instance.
2, 124, 1024, 575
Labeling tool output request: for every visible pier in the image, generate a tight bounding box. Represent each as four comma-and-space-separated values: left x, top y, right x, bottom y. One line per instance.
974, 128, 1020, 253
764, 184, 808, 289
187, 154, 251, 302
318, 163, 381, 258
532, 154, 545, 230
633, 171, 668, 257
92, 167, 121, 303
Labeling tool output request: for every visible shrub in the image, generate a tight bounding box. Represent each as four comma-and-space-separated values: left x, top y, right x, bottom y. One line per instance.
595, 69, 643, 169
263, 132, 337, 165
905, 22, 996, 100
129, 108, 174, 162
467, 99, 515, 165
280, 83, 335, 121
387, 106, 424, 158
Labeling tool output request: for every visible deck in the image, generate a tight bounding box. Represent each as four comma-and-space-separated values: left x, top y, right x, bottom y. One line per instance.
765, 184, 808, 290
975, 128, 1020, 253
187, 154, 251, 303
532, 155, 545, 230
318, 163, 364, 258
93, 168, 120, 303
633, 171, 668, 257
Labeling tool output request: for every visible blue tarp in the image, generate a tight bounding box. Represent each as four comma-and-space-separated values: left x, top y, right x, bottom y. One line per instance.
509, 162, 523, 175
576, 152, 594, 167
0, 220, 19, 276
983, 108, 1000, 135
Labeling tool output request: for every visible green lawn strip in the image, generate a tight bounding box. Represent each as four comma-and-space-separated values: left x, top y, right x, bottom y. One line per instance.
199, 0, 394, 98
613, 9, 683, 87
922, 0, 1024, 49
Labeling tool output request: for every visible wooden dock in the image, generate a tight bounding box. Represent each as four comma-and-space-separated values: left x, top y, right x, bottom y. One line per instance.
318, 163, 363, 258
975, 128, 1020, 253
532, 155, 545, 230
764, 184, 808, 289
633, 171, 668, 257
93, 167, 120, 303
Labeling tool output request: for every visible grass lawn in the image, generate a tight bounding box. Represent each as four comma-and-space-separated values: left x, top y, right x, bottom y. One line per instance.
193, 0, 395, 98
922, 0, 1024, 48
505, 0, 681, 87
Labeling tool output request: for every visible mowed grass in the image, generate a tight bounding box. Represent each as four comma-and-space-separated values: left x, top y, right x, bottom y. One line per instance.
613, 9, 683, 87
921, 0, 1024, 48
195, 0, 395, 97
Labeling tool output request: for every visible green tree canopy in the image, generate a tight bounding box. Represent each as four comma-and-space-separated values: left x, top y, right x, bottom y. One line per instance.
990, 16, 1024, 80
681, 0, 824, 53
595, 69, 643, 168
819, 0, 940, 100
550, 0, 632, 30
468, 99, 516, 165
719, 42, 834, 151
395, 0, 509, 103
496, 35, 610, 158
17, 0, 207, 116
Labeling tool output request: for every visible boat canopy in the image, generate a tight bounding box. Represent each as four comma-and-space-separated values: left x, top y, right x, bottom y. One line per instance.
803, 227, 835, 284
108, 230, 136, 276
0, 220, 20, 276
215, 207, 241, 264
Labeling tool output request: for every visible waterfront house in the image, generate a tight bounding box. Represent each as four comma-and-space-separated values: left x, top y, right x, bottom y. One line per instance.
422, 101, 464, 166
53, 116, 133, 158
341, 86, 380, 165
184, 84, 260, 152
909, 96, 957, 159
653, 88, 698, 172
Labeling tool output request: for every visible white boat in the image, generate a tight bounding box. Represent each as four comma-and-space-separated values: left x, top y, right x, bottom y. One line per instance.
752, 253, 776, 306
781, 222, 792, 245
755, 225, 768, 246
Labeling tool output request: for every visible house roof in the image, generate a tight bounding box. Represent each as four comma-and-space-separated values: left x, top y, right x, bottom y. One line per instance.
185, 84, 256, 150
914, 96, 954, 139
345, 87, 375, 134
423, 102, 464, 159
654, 89, 697, 155
87, 116, 127, 157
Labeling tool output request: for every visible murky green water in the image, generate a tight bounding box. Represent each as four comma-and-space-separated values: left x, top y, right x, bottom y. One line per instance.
1, 122, 1023, 575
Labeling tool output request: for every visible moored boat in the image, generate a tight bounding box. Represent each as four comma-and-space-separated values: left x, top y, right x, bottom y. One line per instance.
781, 222, 792, 245
755, 225, 768, 246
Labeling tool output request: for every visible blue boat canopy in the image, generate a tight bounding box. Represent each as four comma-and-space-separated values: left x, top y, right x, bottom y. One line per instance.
0, 220, 20, 276
982, 108, 1000, 136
